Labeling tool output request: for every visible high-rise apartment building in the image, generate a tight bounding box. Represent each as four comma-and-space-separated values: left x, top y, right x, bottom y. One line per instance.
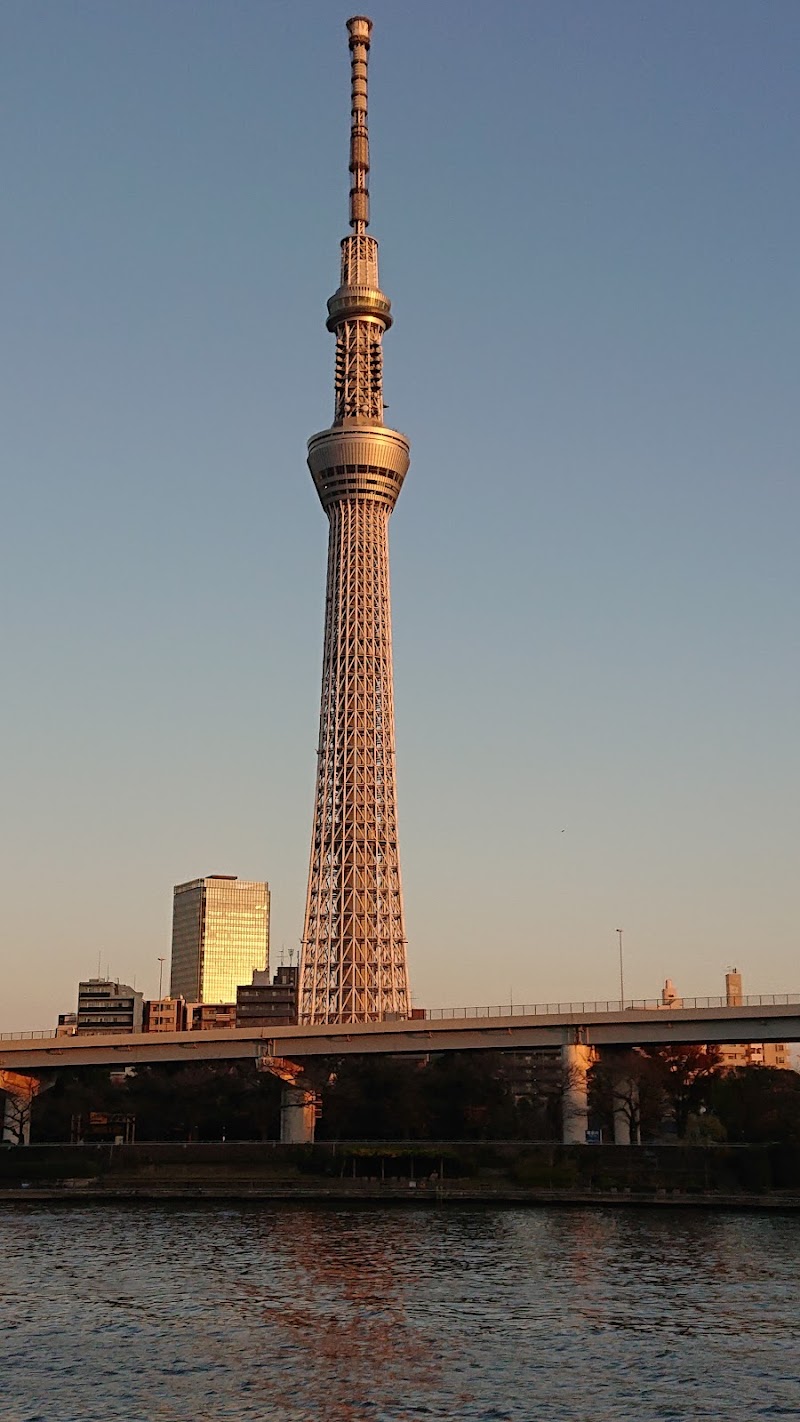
718, 1040, 791, 1069
169, 876, 269, 1003
76, 979, 144, 1035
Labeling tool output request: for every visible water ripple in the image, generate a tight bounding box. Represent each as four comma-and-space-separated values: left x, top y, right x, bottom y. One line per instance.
0, 1204, 799, 1420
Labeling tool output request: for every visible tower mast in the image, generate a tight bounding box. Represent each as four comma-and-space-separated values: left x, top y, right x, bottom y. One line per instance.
299, 16, 411, 1024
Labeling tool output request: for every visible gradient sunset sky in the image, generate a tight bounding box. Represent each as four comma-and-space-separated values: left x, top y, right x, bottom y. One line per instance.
2, 1, 798, 1030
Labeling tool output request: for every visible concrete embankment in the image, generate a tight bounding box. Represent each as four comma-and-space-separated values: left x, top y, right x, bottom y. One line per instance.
2, 1140, 800, 1207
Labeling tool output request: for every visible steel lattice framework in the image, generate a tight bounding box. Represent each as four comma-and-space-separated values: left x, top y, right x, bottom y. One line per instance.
299, 16, 411, 1024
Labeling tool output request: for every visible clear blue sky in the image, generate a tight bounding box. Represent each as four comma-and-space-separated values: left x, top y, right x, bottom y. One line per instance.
2, 1, 798, 1031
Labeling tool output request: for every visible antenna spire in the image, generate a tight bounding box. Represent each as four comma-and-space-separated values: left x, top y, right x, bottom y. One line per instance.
323, 16, 392, 425
347, 16, 372, 232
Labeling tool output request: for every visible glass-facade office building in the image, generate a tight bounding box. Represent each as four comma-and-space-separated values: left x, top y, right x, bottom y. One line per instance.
169, 876, 270, 1004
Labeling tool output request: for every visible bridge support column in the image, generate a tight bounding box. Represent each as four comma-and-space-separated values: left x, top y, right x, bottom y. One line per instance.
561, 1044, 593, 1144
0, 1070, 52, 1145
280, 1084, 317, 1144
256, 1052, 318, 1144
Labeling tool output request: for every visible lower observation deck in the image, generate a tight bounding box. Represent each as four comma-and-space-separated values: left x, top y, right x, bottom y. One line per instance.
307, 424, 409, 509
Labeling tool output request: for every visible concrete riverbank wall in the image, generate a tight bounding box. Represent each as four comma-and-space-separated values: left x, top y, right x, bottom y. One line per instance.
2, 1141, 800, 1205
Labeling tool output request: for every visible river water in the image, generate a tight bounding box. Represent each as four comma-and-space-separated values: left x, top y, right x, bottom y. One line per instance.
0, 1203, 798, 1421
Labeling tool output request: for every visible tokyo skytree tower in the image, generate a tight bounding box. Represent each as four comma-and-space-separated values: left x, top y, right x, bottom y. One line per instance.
299, 16, 411, 1024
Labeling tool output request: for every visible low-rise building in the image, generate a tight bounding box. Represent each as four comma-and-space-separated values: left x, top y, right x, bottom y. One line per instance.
236, 965, 299, 1028
190, 1002, 237, 1031
144, 997, 188, 1032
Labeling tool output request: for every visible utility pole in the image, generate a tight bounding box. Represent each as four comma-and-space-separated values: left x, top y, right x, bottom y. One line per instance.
158, 957, 165, 999
616, 929, 624, 1008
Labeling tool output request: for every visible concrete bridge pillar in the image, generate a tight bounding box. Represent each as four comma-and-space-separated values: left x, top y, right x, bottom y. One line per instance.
561, 1043, 593, 1144
0, 1070, 52, 1145
280, 1084, 317, 1144
256, 1052, 318, 1144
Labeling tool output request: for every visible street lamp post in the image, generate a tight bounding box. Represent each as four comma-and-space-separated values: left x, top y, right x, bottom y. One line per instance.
616, 929, 624, 1009
158, 957, 165, 999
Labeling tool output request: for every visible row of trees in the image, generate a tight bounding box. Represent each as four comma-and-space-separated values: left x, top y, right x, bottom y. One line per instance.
590, 1049, 800, 1145
25, 1047, 800, 1145
590, 1044, 724, 1141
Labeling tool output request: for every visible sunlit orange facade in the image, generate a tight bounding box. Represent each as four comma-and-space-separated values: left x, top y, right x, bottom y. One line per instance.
170, 876, 269, 1003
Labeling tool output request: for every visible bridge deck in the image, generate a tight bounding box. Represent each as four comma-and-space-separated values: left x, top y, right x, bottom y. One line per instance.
1, 1002, 799, 1071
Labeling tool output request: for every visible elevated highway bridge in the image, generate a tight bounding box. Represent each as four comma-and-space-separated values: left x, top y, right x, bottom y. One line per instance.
3, 996, 798, 1147
2, 997, 800, 1071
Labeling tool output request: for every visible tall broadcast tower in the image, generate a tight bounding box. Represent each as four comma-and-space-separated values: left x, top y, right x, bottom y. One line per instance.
299, 16, 411, 1024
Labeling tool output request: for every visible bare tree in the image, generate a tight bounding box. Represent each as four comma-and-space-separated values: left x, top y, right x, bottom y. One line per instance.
1, 1089, 33, 1146
1, 1071, 51, 1146
590, 1050, 665, 1143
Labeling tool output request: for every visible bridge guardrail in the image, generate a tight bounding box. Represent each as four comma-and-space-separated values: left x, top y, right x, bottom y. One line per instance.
0, 1029, 59, 1041
424, 993, 800, 1019
3, 992, 800, 1041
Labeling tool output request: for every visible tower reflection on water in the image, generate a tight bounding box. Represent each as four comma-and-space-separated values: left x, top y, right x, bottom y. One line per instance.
252, 1207, 438, 1419
1, 1205, 798, 1420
